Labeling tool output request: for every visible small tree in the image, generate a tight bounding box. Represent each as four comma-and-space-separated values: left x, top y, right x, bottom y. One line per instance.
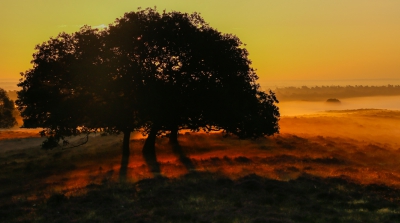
0, 88, 17, 128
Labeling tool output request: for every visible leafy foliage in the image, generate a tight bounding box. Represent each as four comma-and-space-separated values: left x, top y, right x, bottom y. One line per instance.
17, 8, 279, 149
17, 28, 108, 147
106, 8, 280, 139
0, 88, 17, 128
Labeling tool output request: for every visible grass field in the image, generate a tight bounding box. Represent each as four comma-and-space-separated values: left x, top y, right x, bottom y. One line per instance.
1, 109, 400, 222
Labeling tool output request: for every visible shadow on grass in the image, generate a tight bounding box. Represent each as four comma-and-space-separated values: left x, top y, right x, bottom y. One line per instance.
143, 140, 195, 178
119, 144, 130, 182
142, 140, 161, 178
170, 142, 196, 173
5, 173, 400, 223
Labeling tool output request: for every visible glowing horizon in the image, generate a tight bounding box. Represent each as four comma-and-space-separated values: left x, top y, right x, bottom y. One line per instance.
1, 0, 399, 86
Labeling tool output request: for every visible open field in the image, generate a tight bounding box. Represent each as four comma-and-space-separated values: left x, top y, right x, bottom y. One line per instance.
1, 109, 400, 222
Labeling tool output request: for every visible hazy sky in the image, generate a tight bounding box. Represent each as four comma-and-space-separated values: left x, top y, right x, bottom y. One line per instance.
1, 0, 399, 85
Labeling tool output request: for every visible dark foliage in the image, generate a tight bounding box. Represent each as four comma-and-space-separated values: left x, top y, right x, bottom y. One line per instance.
106, 8, 280, 143
0, 88, 17, 128
16, 28, 111, 146
16, 8, 279, 155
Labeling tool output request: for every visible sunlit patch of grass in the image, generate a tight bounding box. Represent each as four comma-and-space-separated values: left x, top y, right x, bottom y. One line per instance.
0, 129, 41, 140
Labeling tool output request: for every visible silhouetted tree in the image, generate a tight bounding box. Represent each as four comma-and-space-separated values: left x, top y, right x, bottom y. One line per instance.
0, 88, 17, 128
17, 8, 280, 178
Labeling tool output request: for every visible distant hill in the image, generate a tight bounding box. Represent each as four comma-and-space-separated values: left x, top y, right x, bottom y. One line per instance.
274, 85, 400, 101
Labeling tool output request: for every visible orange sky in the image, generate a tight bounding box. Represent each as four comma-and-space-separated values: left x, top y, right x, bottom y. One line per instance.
1, 0, 399, 87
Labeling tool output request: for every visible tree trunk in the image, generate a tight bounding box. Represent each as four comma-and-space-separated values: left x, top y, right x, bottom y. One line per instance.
169, 126, 179, 144
119, 130, 131, 181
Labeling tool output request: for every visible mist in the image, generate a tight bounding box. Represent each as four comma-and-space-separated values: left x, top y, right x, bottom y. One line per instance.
279, 95, 400, 116
0, 78, 20, 91
260, 78, 400, 90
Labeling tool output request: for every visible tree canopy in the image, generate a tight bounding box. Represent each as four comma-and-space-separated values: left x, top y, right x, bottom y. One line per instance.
17, 8, 280, 154
105, 9, 280, 146
17, 27, 111, 148
0, 88, 17, 128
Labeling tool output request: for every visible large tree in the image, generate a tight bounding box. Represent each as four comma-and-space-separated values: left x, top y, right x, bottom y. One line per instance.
17, 8, 279, 176
0, 88, 17, 128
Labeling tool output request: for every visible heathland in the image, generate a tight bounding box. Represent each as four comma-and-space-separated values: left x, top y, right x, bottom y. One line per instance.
1, 107, 400, 222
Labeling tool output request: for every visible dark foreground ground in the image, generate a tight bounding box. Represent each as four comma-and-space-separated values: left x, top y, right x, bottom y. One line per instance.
1, 109, 400, 222
3, 172, 400, 223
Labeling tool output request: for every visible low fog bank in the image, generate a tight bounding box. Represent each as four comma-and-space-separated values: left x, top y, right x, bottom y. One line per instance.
279, 95, 400, 116
0, 79, 20, 91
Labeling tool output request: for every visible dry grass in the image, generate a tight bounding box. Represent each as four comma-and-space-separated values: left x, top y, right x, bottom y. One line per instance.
1, 109, 400, 222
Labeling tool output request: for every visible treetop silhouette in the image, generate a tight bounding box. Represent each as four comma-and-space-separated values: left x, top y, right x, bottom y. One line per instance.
17, 8, 279, 165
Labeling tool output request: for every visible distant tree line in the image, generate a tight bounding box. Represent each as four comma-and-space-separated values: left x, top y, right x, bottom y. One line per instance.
274, 85, 400, 101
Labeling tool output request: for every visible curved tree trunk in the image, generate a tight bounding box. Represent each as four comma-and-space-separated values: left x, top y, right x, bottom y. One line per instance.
119, 130, 131, 181
169, 126, 179, 144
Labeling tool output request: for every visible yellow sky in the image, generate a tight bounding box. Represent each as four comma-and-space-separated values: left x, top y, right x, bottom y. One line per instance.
1, 0, 399, 86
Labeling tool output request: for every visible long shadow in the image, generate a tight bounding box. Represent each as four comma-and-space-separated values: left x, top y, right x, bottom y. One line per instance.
119, 133, 130, 182
119, 152, 129, 181
142, 139, 162, 178
170, 142, 196, 173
